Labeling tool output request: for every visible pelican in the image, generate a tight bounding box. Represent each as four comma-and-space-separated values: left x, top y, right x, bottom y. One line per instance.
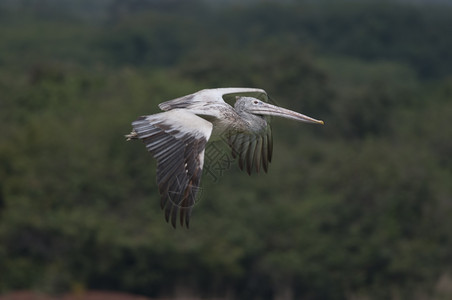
126, 88, 324, 228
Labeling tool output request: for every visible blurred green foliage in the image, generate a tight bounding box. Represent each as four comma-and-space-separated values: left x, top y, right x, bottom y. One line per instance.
1, 1, 452, 299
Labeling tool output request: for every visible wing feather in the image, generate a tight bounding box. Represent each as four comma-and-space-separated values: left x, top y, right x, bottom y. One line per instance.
238, 136, 249, 172
159, 88, 268, 113
253, 136, 263, 173
130, 109, 212, 228
261, 134, 269, 173
246, 137, 256, 175
228, 124, 273, 175
229, 134, 239, 159
267, 127, 273, 163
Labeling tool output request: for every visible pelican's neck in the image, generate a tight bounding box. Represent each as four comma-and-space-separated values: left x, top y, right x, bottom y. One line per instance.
235, 110, 268, 135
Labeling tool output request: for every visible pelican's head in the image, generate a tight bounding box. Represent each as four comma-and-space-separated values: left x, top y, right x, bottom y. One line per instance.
235, 96, 324, 125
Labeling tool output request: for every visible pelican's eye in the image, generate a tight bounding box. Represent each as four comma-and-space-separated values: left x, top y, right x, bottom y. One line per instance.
253, 100, 259, 104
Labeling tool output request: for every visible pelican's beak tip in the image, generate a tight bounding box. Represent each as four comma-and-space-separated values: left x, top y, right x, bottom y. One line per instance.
319, 120, 324, 125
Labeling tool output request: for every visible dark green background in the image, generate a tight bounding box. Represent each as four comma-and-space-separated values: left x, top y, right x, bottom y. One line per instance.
1, 1, 451, 299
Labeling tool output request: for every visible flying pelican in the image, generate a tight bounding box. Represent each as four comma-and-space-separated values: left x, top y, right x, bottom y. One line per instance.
126, 88, 324, 228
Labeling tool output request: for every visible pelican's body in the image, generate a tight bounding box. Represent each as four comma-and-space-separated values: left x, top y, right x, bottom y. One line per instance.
126, 88, 323, 228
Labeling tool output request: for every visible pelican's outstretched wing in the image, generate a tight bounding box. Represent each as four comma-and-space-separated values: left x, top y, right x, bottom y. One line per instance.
228, 126, 273, 175
130, 109, 213, 228
158, 88, 268, 113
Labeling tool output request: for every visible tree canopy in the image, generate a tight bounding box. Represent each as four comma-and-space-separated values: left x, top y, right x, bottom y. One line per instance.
1, 1, 452, 299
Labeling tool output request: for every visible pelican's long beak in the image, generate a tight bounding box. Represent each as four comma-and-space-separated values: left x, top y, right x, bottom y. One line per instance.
252, 102, 324, 125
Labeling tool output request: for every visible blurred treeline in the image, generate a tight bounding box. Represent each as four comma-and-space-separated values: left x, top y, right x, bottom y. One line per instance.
1, 1, 452, 299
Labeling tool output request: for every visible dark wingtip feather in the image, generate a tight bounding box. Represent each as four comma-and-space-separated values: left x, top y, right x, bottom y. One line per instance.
171, 206, 178, 228
183, 208, 191, 229
164, 203, 171, 223
180, 209, 185, 227
246, 160, 252, 175
160, 194, 166, 209
262, 135, 269, 173
253, 137, 262, 173
229, 134, 239, 159
267, 130, 273, 163
245, 138, 255, 175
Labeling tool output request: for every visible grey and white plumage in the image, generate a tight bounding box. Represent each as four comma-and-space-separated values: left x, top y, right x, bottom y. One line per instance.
126, 88, 324, 228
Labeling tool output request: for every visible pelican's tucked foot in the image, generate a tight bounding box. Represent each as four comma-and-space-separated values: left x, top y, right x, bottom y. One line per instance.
125, 130, 138, 141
